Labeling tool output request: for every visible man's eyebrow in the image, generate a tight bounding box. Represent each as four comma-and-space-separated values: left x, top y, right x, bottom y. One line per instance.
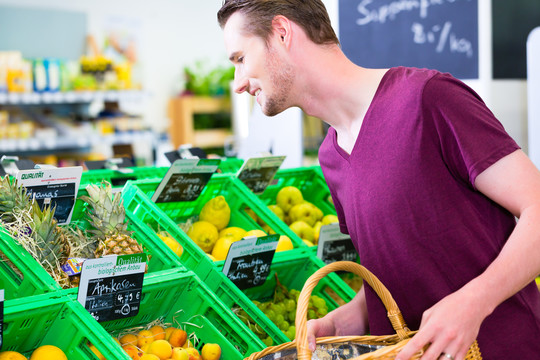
229, 51, 241, 62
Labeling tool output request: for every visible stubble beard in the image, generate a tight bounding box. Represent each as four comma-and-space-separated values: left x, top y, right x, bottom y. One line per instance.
262, 46, 294, 117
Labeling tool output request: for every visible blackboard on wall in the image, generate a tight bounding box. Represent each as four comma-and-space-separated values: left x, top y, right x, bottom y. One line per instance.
492, 0, 540, 79
339, 0, 479, 79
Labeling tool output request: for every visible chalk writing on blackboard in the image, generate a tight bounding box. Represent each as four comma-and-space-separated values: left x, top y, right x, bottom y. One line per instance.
340, 0, 478, 79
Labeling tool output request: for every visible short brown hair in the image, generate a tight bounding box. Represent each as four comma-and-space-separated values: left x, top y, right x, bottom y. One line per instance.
217, 0, 339, 46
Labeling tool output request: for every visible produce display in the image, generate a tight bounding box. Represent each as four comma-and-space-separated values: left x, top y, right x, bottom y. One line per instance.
0, 177, 146, 288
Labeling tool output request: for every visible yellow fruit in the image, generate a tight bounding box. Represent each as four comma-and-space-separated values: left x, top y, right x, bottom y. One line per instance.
168, 328, 188, 348
148, 340, 172, 360
158, 234, 184, 257
289, 221, 314, 241
261, 224, 276, 235
89, 344, 106, 360
140, 355, 160, 360
184, 348, 202, 360
29, 345, 67, 360
313, 221, 322, 244
218, 227, 246, 242
113, 337, 121, 346
267, 205, 285, 221
201, 343, 221, 360
207, 254, 217, 261
171, 347, 189, 360
0, 351, 27, 360
303, 239, 315, 247
120, 333, 139, 346
123, 344, 141, 360
276, 186, 303, 213
187, 221, 219, 253
164, 327, 177, 340
211, 236, 234, 261
137, 329, 155, 348
245, 208, 258, 223
150, 325, 166, 340
243, 229, 266, 239
199, 196, 230, 230
321, 214, 339, 225
276, 235, 294, 252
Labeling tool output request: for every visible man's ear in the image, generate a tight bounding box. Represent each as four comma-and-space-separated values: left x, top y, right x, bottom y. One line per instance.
272, 15, 292, 48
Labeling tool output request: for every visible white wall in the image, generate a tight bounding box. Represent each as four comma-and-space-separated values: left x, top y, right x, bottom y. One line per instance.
0, 0, 530, 152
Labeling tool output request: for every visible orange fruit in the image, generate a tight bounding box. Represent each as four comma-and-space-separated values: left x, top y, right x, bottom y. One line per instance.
185, 347, 202, 360
140, 355, 160, 360
120, 333, 138, 346
123, 344, 141, 360
88, 344, 105, 360
201, 343, 221, 360
29, 345, 67, 360
0, 351, 27, 360
171, 347, 189, 360
137, 329, 155, 348
149, 325, 166, 340
168, 329, 187, 347
164, 327, 177, 340
147, 339, 172, 360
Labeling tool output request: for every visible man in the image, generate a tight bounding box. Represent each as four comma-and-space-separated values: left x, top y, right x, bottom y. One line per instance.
217, 1, 540, 359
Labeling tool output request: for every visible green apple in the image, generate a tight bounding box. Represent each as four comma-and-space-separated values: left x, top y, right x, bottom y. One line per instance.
276, 186, 304, 214
321, 214, 339, 225
289, 220, 315, 241
267, 204, 285, 221
289, 202, 322, 227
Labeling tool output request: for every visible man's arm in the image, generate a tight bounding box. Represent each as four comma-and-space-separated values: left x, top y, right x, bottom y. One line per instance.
397, 149, 540, 360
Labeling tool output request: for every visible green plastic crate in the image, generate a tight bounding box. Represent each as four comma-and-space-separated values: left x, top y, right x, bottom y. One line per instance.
217, 157, 244, 174
212, 250, 356, 343
80, 166, 169, 189
0, 185, 185, 300
69, 269, 266, 360
1, 292, 129, 359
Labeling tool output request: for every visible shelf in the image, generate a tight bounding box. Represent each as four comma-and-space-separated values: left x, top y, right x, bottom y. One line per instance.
0, 90, 145, 105
0, 131, 155, 155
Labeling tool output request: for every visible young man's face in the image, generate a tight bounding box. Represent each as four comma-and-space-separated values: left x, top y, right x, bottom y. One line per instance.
223, 12, 294, 116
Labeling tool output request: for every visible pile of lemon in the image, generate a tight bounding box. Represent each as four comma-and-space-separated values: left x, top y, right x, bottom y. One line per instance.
186, 196, 293, 261
0, 345, 67, 360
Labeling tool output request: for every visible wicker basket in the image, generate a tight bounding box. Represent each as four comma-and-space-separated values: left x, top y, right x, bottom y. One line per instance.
245, 261, 482, 360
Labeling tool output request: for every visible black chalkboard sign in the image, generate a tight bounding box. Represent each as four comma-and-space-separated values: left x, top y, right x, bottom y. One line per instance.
237, 156, 285, 194
152, 159, 220, 203
77, 254, 146, 322
222, 235, 279, 290
339, 0, 479, 79
317, 224, 358, 265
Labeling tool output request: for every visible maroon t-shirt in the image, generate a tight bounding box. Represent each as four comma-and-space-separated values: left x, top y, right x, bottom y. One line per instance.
319, 67, 540, 358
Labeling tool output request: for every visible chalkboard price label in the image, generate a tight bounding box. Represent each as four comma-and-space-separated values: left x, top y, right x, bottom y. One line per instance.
317, 224, 358, 265
152, 159, 220, 203
16, 166, 83, 225
237, 156, 286, 194
77, 253, 147, 322
222, 235, 279, 290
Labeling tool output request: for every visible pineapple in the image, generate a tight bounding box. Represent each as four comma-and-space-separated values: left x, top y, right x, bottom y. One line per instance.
80, 181, 143, 257
0, 175, 31, 224
30, 201, 71, 287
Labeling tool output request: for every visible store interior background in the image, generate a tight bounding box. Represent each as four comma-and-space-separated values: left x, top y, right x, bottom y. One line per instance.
0, 0, 537, 170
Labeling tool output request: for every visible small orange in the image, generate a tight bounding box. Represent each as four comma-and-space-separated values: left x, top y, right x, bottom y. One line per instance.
120, 333, 138, 346
149, 325, 166, 340
137, 329, 155, 348
168, 329, 187, 347
147, 340, 172, 360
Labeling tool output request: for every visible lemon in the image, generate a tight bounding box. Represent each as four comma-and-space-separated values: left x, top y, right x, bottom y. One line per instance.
218, 226, 246, 242
276, 235, 294, 252
199, 196, 231, 230
211, 236, 235, 260
187, 221, 219, 253
0, 351, 27, 360
29, 345, 67, 360
158, 233, 183, 257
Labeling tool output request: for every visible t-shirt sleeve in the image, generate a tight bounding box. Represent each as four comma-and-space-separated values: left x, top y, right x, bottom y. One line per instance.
422, 73, 520, 189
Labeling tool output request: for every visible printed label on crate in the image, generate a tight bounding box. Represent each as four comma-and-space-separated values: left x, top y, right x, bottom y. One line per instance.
222, 234, 279, 290
0, 289, 3, 350
61, 257, 86, 276
237, 156, 285, 194
152, 159, 220, 203
77, 253, 146, 322
16, 166, 83, 225
317, 224, 358, 264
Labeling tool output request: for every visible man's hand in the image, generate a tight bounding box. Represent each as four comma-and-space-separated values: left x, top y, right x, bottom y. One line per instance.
396, 288, 489, 360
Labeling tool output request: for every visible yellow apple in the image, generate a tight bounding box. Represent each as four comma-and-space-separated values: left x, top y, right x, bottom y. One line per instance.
276, 186, 304, 213
289, 221, 315, 241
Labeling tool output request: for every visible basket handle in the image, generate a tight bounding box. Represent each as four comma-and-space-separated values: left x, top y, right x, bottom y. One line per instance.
296, 261, 410, 360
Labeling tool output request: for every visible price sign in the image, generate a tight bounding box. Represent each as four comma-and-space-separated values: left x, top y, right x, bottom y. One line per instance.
237, 156, 285, 194
77, 254, 146, 322
317, 224, 359, 265
152, 159, 220, 203
222, 235, 279, 290
0, 289, 3, 350
17, 166, 83, 225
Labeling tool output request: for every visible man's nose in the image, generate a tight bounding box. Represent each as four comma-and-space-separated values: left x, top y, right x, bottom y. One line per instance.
233, 69, 248, 94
